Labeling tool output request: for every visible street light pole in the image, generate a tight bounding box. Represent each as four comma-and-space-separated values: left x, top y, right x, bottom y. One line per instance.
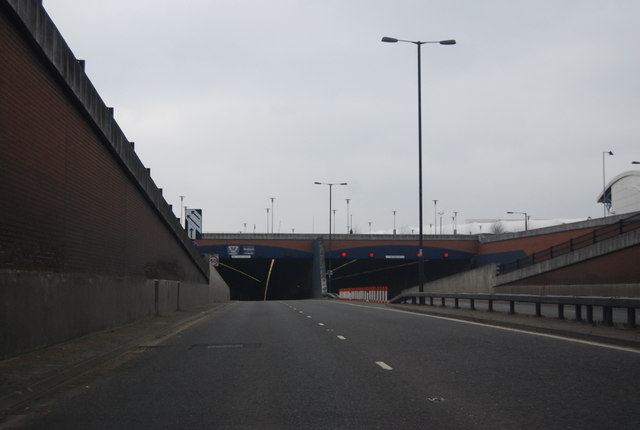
382, 37, 455, 303
346, 199, 351, 234
432, 200, 438, 235
393, 210, 397, 236
602, 151, 613, 217
179, 195, 185, 226
314, 181, 347, 294
270, 197, 276, 234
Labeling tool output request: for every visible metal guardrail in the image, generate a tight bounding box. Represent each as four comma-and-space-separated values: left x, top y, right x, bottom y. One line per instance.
389, 292, 640, 328
498, 213, 640, 275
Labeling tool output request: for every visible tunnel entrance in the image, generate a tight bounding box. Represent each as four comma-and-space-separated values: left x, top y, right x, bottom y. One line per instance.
216, 256, 472, 301
216, 258, 314, 301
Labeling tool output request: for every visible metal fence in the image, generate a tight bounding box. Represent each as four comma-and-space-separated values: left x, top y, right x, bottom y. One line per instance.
498, 213, 640, 275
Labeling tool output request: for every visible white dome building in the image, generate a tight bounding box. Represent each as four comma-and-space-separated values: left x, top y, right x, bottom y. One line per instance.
597, 170, 640, 215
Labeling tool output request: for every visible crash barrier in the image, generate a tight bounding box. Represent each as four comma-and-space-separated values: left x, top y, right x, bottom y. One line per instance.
339, 287, 388, 303
389, 292, 640, 328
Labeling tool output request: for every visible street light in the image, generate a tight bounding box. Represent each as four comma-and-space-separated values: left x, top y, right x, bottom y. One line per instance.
345, 199, 351, 234
270, 197, 276, 234
602, 151, 613, 217
382, 36, 455, 302
507, 211, 529, 231
432, 200, 438, 235
314, 181, 347, 294
179, 195, 185, 226
393, 210, 397, 236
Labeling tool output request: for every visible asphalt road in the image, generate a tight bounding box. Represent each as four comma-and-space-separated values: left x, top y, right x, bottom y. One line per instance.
12, 300, 640, 429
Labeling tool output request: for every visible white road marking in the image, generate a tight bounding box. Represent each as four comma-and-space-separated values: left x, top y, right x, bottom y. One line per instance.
328, 301, 640, 354
318, 323, 325, 326
306, 315, 312, 318
376, 361, 393, 370
337, 335, 347, 340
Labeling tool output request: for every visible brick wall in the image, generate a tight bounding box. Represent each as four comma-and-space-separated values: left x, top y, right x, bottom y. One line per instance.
0, 2, 206, 283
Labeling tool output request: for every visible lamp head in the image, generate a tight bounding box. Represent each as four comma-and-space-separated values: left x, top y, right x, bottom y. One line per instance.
381, 37, 398, 43
440, 39, 456, 45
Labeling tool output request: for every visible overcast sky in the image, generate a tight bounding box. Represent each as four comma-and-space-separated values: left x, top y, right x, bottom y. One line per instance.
43, 0, 639, 234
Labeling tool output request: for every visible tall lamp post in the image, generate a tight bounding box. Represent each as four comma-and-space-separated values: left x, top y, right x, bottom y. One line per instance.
382, 37, 455, 302
346, 199, 351, 234
393, 210, 397, 236
602, 151, 613, 217
314, 181, 347, 294
179, 195, 185, 226
270, 197, 276, 233
507, 211, 529, 231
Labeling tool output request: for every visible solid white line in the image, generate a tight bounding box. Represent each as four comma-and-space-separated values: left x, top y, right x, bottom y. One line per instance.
337, 335, 347, 340
376, 361, 393, 370
327, 301, 640, 354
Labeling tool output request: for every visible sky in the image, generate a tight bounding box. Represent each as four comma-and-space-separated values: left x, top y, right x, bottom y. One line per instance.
43, 0, 640, 234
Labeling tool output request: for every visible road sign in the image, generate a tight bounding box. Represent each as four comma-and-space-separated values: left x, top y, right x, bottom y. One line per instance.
210, 254, 219, 267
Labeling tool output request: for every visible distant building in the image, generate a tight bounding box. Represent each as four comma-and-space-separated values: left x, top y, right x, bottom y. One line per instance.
597, 170, 640, 215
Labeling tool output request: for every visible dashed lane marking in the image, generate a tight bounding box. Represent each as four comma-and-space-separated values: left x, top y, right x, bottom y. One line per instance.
376, 361, 393, 370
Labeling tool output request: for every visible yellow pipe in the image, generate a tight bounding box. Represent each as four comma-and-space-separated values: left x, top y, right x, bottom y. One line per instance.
217, 261, 261, 283
263, 259, 276, 301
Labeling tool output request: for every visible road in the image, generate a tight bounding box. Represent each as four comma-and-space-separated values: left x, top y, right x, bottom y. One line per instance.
14, 300, 640, 429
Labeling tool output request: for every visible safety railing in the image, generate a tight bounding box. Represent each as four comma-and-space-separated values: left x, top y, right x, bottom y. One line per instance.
339, 287, 388, 303
498, 213, 640, 275
389, 292, 639, 328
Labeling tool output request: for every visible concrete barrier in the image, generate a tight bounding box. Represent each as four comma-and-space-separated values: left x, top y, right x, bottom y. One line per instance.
0, 268, 229, 361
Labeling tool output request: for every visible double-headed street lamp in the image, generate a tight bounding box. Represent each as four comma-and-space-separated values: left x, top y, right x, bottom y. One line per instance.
315, 181, 347, 294
382, 36, 456, 302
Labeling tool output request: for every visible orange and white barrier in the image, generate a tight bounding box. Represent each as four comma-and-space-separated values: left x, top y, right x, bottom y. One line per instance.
339, 287, 388, 303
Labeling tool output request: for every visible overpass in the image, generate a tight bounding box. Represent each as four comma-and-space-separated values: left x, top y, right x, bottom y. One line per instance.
196, 212, 640, 300
196, 234, 478, 300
